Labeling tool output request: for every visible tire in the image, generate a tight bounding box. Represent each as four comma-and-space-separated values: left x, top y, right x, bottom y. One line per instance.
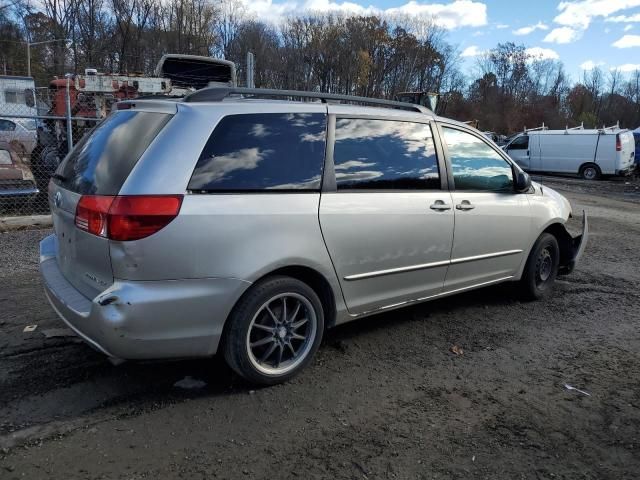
519, 233, 560, 301
580, 164, 601, 180
222, 276, 324, 386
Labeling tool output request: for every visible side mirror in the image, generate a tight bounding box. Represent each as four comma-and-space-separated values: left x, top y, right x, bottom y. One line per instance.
514, 170, 531, 193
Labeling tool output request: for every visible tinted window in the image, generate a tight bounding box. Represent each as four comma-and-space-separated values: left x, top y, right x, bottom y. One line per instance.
188, 113, 326, 191
442, 127, 513, 192
508, 135, 528, 150
58, 110, 171, 194
333, 118, 439, 190
0, 120, 16, 131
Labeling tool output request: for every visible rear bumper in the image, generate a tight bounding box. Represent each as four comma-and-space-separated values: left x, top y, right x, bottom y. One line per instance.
616, 164, 635, 176
0, 183, 39, 198
39, 234, 250, 361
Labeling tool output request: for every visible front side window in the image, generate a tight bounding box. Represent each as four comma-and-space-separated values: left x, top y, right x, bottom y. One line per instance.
333, 118, 439, 190
188, 113, 326, 191
508, 135, 528, 150
442, 127, 513, 192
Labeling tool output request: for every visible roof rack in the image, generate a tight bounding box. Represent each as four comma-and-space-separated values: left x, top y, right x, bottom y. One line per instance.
183, 87, 432, 114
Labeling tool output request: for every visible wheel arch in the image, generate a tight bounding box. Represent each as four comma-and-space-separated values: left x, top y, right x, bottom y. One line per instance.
228, 265, 338, 331
578, 162, 601, 178
542, 223, 573, 268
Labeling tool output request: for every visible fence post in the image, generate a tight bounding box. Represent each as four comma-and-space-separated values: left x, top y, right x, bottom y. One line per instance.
65, 76, 73, 153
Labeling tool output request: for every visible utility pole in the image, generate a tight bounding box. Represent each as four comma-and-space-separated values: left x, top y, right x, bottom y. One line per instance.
246, 52, 255, 88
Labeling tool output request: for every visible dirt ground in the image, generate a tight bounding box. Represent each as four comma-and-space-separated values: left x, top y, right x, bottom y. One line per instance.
1, 175, 639, 479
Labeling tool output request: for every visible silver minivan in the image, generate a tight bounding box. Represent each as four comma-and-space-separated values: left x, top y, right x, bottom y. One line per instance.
40, 88, 587, 385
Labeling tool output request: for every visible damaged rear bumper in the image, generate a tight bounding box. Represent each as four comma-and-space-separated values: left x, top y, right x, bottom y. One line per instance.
39, 234, 249, 361
558, 210, 588, 275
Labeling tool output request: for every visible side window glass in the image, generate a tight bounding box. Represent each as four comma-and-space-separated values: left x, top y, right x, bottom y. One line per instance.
0, 120, 16, 131
189, 113, 326, 191
442, 127, 513, 192
333, 118, 439, 190
508, 135, 528, 150
0, 150, 12, 164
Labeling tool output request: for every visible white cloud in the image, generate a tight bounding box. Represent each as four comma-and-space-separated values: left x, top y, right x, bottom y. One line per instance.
385, 0, 488, 29
580, 60, 605, 70
242, 0, 489, 29
553, 0, 640, 30
544, 26, 582, 43
624, 24, 634, 31
513, 22, 549, 36
495, 23, 509, 29
612, 34, 640, 47
461, 45, 485, 57
605, 12, 640, 22
525, 46, 560, 60
614, 63, 640, 71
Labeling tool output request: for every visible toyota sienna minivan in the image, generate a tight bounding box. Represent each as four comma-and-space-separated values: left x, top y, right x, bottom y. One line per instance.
40, 88, 588, 385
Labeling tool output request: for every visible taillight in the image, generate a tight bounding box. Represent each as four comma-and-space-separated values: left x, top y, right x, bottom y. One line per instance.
616, 134, 621, 152
75, 195, 183, 241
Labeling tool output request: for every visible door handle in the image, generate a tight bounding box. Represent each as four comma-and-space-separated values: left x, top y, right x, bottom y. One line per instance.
455, 200, 475, 211
430, 200, 452, 211
526, 150, 530, 156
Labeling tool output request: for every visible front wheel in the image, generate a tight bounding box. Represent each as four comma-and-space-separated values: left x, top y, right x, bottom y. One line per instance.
519, 233, 560, 301
222, 276, 324, 386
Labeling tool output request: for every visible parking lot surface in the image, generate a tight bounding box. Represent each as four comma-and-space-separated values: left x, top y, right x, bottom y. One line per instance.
1, 176, 639, 479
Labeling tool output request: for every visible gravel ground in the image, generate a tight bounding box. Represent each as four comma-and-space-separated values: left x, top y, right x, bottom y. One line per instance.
0, 176, 639, 479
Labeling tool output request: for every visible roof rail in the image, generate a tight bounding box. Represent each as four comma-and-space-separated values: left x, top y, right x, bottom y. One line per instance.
183, 87, 432, 114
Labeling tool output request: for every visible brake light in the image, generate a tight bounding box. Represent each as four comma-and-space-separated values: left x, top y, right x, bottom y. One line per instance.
616, 134, 621, 152
75, 195, 183, 241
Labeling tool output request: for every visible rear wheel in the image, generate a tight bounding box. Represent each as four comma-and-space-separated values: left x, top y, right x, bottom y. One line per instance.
519, 233, 560, 301
580, 163, 601, 180
223, 276, 324, 386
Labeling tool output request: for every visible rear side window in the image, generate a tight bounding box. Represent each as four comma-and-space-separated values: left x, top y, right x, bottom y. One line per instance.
58, 111, 171, 194
188, 113, 326, 192
333, 118, 439, 190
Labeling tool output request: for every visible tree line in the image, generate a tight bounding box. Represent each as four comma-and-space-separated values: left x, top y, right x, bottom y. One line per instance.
1, 0, 639, 132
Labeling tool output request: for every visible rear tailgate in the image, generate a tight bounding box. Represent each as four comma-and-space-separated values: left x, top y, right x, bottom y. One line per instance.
50, 109, 173, 299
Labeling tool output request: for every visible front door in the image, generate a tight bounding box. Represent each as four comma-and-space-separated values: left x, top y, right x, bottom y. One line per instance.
438, 125, 532, 291
505, 134, 530, 170
320, 116, 454, 314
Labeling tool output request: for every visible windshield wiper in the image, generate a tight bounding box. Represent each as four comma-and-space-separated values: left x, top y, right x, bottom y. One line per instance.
52, 173, 67, 182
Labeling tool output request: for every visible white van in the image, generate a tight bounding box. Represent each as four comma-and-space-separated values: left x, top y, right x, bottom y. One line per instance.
504, 129, 636, 180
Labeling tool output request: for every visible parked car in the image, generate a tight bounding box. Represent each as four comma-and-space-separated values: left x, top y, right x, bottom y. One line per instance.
0, 141, 38, 202
0, 117, 38, 157
503, 128, 636, 180
40, 88, 588, 385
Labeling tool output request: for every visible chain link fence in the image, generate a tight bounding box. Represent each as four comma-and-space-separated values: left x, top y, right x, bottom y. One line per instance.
1, 82, 102, 217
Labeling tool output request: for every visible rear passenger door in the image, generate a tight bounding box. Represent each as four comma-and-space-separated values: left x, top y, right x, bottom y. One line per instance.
320, 113, 454, 315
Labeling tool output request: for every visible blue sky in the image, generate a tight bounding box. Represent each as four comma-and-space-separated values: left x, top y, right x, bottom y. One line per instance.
241, 0, 640, 82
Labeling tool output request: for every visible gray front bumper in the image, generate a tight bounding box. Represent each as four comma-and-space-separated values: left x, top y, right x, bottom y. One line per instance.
39, 234, 250, 361
559, 210, 588, 275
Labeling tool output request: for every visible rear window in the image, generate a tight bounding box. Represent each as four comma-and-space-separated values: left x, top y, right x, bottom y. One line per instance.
188, 113, 326, 192
57, 111, 171, 195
